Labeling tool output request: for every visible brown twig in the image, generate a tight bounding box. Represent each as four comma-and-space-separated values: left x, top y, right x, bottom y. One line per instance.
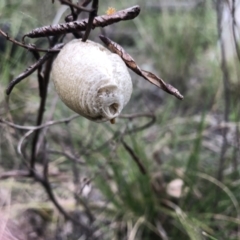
22, 6, 140, 39
121, 139, 147, 175
82, 0, 98, 42
30, 50, 45, 98
25, 120, 79, 160
47, 149, 85, 164
81, 112, 156, 157
0, 114, 79, 131
30, 54, 54, 172
0, 170, 61, 180
32, 170, 94, 237
6, 54, 50, 95
77, 0, 92, 12
36, 94, 59, 158
0, 115, 79, 159
59, 0, 91, 22
59, 0, 94, 13
0, 28, 61, 53
0, 170, 30, 180
5, 44, 63, 95
119, 113, 155, 120
231, 0, 240, 61
120, 113, 156, 134
63, 0, 93, 38
99, 35, 183, 100
42, 142, 49, 181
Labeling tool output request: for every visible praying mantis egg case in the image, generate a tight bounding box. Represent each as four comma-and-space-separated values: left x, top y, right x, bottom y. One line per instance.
51, 39, 132, 122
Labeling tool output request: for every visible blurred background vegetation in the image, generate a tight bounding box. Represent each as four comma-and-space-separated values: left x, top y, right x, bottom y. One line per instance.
0, 0, 240, 239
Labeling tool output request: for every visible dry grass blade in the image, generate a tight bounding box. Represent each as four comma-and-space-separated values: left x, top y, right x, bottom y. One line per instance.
197, 172, 240, 220
128, 217, 145, 240
99, 35, 183, 100
155, 221, 169, 240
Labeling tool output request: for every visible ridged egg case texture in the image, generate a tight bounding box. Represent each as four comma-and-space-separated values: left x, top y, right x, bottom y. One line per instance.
51, 39, 132, 122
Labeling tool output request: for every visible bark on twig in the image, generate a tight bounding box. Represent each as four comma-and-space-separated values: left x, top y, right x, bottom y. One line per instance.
82, 0, 98, 42
99, 35, 183, 100
23, 6, 140, 39
5, 44, 63, 95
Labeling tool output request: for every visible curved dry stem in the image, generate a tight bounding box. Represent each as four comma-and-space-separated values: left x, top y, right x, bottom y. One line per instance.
6, 53, 51, 95
0, 115, 79, 131
123, 113, 156, 134
0, 28, 61, 53
121, 139, 147, 175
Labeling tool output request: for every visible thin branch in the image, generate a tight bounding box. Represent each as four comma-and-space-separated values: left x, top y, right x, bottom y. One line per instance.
12, 115, 79, 158
74, 192, 95, 223
77, 0, 92, 12
5, 43, 63, 95
30, 50, 45, 98
0, 170, 61, 180
121, 139, 147, 175
81, 113, 156, 156
30, 55, 54, 172
17, 116, 79, 158
0, 170, 30, 180
59, 0, 94, 13
0, 28, 61, 53
231, 0, 240, 61
63, 0, 92, 38
82, 0, 98, 42
43, 141, 49, 181
0, 112, 155, 133
120, 113, 156, 134
99, 35, 183, 100
0, 114, 79, 131
47, 149, 85, 164
18, 130, 34, 158
22, 6, 140, 39
32, 171, 94, 237
119, 113, 156, 119
36, 93, 59, 155
6, 55, 50, 95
